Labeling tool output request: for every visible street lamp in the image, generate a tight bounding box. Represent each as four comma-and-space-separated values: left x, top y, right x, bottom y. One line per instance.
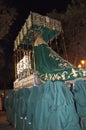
78, 64, 82, 68
81, 60, 85, 66
78, 60, 86, 68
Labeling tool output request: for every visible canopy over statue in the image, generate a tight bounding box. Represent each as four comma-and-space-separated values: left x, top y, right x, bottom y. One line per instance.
14, 12, 62, 50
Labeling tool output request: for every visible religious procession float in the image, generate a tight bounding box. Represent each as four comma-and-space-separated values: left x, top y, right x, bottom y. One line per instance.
4, 12, 86, 130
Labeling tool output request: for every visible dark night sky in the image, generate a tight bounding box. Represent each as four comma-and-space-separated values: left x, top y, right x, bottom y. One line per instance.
7, 0, 70, 41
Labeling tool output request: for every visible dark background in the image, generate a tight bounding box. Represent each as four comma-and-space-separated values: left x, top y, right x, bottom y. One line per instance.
10, 0, 70, 40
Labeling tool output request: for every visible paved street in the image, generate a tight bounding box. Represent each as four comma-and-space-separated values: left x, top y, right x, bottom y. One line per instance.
0, 111, 15, 130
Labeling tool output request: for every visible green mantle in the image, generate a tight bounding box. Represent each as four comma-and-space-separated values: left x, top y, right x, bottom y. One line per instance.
32, 43, 86, 83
